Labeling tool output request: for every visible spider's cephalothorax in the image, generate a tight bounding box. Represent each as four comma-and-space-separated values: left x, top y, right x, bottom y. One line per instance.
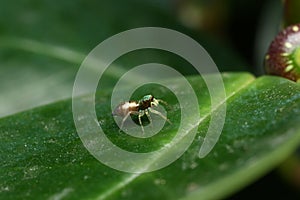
112, 94, 171, 133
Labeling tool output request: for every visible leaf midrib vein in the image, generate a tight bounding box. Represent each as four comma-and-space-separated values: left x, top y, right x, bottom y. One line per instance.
96, 76, 255, 200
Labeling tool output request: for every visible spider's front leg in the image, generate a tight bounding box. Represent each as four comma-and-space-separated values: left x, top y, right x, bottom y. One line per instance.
149, 108, 172, 124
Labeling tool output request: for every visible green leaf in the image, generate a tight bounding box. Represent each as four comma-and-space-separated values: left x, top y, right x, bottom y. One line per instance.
1, 72, 300, 200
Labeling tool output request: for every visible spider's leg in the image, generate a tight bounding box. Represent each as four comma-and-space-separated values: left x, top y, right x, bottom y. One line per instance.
157, 99, 168, 106
149, 108, 172, 124
138, 110, 145, 134
145, 109, 153, 128
119, 112, 131, 133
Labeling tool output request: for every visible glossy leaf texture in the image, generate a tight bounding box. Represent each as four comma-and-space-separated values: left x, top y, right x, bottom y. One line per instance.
1, 73, 300, 200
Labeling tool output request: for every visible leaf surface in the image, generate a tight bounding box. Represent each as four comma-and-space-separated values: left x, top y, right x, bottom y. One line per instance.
1, 73, 300, 200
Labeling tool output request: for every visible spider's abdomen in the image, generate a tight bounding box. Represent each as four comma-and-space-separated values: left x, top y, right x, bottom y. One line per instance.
112, 101, 139, 117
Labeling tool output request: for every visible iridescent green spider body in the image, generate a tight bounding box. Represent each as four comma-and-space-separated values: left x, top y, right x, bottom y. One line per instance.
112, 94, 171, 133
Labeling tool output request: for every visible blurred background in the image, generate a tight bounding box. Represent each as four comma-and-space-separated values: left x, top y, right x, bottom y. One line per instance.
1, 0, 300, 198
